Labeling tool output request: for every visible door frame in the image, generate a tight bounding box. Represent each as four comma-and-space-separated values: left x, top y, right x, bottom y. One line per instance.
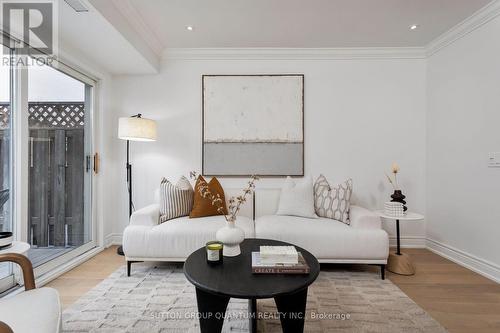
0, 41, 16, 292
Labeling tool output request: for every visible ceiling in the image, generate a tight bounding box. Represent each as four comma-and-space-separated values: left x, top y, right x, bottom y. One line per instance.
126, 0, 493, 48
58, 0, 159, 74
55, 0, 493, 75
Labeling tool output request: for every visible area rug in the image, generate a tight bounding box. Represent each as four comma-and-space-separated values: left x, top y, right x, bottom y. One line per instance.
62, 263, 447, 333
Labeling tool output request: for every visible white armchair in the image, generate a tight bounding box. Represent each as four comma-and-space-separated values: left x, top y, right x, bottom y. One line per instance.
0, 253, 61, 333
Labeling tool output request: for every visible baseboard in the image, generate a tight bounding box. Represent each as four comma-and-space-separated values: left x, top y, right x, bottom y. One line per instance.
426, 238, 500, 283
104, 233, 123, 247
389, 236, 426, 248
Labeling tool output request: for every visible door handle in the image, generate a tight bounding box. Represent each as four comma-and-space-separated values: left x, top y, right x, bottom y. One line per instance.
86, 155, 91, 173
93, 153, 100, 174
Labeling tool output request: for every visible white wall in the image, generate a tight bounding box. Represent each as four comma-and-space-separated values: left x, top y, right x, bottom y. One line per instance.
110, 55, 427, 241
427, 15, 500, 274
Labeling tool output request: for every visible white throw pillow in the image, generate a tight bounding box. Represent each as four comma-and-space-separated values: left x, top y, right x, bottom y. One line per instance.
276, 176, 317, 218
159, 176, 194, 222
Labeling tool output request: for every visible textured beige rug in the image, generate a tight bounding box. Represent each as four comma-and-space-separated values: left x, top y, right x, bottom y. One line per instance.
62, 263, 447, 333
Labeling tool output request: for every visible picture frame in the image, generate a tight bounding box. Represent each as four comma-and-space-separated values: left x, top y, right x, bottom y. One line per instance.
202, 74, 304, 176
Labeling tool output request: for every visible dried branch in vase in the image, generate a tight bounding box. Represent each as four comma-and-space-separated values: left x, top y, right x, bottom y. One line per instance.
385, 162, 400, 190
190, 171, 259, 222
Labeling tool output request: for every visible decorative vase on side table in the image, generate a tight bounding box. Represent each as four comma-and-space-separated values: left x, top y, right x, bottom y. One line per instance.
391, 190, 407, 212
216, 217, 245, 257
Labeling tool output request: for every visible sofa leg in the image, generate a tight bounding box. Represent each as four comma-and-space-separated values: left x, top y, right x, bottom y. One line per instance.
380, 264, 386, 280
127, 261, 143, 277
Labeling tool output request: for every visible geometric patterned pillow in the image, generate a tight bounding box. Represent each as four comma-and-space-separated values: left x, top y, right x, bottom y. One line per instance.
313, 175, 353, 225
159, 176, 194, 223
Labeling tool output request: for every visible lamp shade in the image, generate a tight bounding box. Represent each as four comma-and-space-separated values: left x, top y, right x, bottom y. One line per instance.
118, 117, 157, 141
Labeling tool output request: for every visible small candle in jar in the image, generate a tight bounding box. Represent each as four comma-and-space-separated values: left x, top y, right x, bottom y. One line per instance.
206, 241, 223, 264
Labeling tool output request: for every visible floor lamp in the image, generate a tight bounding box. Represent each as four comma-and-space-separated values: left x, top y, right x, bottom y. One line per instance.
116, 114, 157, 255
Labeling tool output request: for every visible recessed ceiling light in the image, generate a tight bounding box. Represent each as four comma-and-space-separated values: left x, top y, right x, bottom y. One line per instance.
186, 26, 194, 31
410, 24, 419, 30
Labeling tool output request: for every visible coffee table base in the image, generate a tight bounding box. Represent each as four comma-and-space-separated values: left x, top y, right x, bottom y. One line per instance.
195, 287, 309, 333
387, 252, 415, 275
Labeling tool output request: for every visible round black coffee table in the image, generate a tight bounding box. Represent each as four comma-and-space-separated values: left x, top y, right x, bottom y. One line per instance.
184, 238, 320, 333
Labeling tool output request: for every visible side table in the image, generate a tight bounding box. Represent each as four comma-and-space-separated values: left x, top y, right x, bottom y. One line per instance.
377, 211, 424, 275
0, 241, 30, 256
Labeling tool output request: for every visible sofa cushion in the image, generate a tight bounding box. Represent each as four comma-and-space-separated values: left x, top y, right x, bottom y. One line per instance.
255, 215, 388, 260
159, 176, 194, 222
190, 176, 228, 218
276, 176, 317, 218
313, 175, 353, 224
123, 215, 254, 259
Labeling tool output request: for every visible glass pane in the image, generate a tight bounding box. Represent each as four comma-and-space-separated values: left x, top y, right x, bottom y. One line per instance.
27, 62, 92, 267
0, 45, 12, 282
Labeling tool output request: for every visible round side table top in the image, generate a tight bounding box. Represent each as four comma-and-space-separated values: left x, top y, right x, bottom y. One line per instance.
0, 241, 30, 255
184, 238, 320, 299
376, 211, 424, 221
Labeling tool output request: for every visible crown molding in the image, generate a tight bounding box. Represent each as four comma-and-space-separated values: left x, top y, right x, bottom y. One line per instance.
426, 0, 500, 56
163, 47, 427, 61
110, 0, 164, 57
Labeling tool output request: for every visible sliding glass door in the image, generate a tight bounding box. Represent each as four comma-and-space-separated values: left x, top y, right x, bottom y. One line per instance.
0, 33, 97, 285
0, 44, 14, 291
26, 61, 95, 272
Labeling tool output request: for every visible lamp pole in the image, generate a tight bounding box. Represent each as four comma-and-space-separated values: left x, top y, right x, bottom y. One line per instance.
118, 140, 133, 256
126, 139, 132, 217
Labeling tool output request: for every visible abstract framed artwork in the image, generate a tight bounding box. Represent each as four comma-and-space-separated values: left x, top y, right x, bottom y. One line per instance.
202, 74, 304, 176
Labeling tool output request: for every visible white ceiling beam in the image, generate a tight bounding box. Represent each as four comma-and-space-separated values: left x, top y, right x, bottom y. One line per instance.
88, 0, 162, 73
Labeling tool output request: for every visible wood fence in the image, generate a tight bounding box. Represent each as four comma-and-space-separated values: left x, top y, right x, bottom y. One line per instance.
0, 102, 86, 247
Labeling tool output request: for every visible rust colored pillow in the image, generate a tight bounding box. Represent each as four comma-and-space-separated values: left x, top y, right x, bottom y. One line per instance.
189, 175, 228, 218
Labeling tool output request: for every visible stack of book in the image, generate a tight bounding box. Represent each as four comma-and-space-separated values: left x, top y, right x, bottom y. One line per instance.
252, 246, 310, 274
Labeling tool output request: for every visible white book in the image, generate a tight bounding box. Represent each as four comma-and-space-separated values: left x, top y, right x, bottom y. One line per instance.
259, 245, 299, 265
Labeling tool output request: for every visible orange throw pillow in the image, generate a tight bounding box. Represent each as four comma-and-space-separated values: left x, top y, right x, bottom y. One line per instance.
190, 176, 228, 218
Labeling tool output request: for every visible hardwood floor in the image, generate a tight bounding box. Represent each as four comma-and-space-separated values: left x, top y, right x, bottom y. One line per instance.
46, 246, 124, 308
386, 248, 500, 333
46, 246, 500, 333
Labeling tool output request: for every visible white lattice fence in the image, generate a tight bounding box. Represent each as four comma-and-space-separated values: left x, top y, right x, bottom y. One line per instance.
29, 103, 85, 129
0, 104, 8, 130
0, 102, 85, 130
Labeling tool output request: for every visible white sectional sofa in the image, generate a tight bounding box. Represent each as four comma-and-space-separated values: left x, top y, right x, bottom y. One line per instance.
122, 189, 255, 275
254, 189, 389, 268
122, 188, 389, 278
